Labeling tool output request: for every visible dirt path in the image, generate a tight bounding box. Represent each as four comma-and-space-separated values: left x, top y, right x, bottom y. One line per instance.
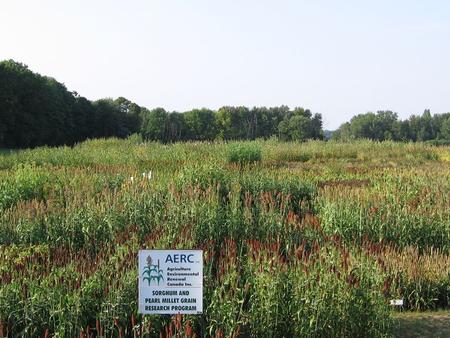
393, 311, 450, 338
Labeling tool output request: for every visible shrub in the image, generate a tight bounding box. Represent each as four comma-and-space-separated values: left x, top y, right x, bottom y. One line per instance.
227, 143, 262, 165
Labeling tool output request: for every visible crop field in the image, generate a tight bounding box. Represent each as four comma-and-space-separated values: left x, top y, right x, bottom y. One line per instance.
0, 138, 449, 337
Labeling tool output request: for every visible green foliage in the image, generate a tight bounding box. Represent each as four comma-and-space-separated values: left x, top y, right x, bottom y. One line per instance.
0, 60, 142, 148
141, 107, 168, 142
278, 108, 324, 141
227, 143, 262, 165
289, 247, 392, 337
334, 110, 450, 143
247, 261, 293, 337
0, 139, 449, 337
0, 163, 49, 211
184, 108, 217, 141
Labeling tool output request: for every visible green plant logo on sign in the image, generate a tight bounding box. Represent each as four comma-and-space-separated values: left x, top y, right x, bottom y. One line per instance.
142, 255, 164, 285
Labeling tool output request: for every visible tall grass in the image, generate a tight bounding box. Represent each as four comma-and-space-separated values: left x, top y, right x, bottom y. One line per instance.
0, 138, 448, 337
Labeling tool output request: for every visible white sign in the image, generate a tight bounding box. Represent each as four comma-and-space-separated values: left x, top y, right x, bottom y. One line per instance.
138, 250, 203, 314
389, 299, 404, 306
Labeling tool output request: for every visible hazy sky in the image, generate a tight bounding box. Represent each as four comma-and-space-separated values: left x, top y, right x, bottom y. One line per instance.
1, 0, 450, 129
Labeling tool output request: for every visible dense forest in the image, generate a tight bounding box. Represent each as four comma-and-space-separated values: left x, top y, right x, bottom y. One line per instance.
0, 60, 141, 148
1, 59, 449, 148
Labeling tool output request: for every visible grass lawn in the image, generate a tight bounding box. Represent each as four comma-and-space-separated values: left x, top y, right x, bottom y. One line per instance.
393, 311, 450, 338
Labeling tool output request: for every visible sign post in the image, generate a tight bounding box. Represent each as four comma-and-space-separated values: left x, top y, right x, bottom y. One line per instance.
138, 250, 203, 315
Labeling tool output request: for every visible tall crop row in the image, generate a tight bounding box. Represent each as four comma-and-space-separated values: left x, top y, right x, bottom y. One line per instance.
0, 139, 449, 337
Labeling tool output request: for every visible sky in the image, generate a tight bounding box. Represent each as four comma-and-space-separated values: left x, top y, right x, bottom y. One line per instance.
1, 0, 450, 129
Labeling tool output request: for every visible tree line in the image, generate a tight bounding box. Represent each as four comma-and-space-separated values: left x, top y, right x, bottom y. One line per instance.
0, 60, 141, 148
0, 60, 323, 148
1, 59, 449, 148
333, 110, 450, 143
141, 106, 323, 143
